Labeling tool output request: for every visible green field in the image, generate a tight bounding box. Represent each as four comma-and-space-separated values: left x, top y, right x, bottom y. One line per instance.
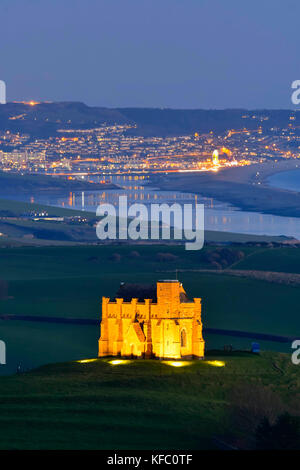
232, 246, 300, 273
0, 197, 99, 245
1, 245, 300, 336
0, 352, 297, 449
0, 321, 97, 375
0, 243, 298, 376
0, 197, 87, 217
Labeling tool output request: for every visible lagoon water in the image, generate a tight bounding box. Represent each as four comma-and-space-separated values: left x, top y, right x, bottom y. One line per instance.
5, 173, 300, 239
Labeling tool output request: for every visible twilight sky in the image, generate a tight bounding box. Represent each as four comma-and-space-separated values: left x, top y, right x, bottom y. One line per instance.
0, 0, 299, 108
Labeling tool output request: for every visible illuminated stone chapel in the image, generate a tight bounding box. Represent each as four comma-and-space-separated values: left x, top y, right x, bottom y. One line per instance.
98, 280, 205, 359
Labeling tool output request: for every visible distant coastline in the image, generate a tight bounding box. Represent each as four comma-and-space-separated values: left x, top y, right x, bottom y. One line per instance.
152, 160, 300, 219
0, 171, 119, 194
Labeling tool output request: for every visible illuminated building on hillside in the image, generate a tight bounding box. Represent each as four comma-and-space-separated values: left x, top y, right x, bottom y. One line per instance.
98, 280, 205, 359
212, 149, 219, 165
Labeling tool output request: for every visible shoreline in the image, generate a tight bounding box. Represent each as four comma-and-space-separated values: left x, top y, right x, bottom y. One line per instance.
265, 167, 300, 192
151, 160, 300, 219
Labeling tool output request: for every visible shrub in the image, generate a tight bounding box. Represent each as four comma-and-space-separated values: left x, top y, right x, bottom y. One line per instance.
256, 413, 300, 449
110, 253, 121, 262
129, 250, 140, 258
155, 252, 178, 262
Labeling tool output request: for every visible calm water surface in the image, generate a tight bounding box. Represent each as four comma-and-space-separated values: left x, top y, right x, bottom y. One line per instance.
4, 174, 300, 239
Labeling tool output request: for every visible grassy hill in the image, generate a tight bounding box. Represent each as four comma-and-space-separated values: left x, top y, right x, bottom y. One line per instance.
1, 244, 300, 331
0, 102, 130, 137
232, 246, 300, 273
0, 197, 99, 245
0, 242, 298, 449
0, 352, 297, 449
0, 171, 115, 195
0, 243, 299, 375
0, 197, 87, 217
1, 102, 299, 137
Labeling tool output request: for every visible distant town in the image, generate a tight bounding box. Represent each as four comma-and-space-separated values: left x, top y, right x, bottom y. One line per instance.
0, 103, 299, 181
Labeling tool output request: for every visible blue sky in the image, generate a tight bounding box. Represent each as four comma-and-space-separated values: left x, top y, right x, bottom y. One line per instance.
0, 0, 299, 108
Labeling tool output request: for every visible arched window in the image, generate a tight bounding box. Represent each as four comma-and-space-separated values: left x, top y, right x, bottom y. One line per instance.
181, 329, 187, 348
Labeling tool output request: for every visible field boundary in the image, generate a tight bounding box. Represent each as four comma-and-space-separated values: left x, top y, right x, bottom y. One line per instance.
0, 314, 297, 343
160, 268, 300, 287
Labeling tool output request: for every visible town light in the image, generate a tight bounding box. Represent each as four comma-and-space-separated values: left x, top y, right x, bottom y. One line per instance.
109, 360, 131, 365
77, 358, 98, 364
212, 149, 219, 165
205, 360, 225, 367
163, 361, 192, 367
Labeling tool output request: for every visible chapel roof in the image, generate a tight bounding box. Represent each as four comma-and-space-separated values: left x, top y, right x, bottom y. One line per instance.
114, 283, 157, 302
114, 281, 192, 303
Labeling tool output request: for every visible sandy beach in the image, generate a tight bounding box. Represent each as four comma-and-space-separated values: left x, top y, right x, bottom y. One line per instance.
152, 160, 300, 218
